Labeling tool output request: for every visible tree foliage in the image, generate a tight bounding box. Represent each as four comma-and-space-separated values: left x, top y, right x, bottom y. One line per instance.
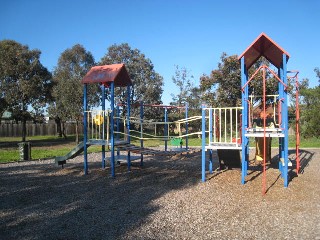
200, 53, 241, 107
49, 44, 99, 142
200, 53, 279, 107
167, 65, 202, 135
99, 43, 164, 120
297, 68, 320, 138
0, 40, 52, 141
171, 65, 195, 106
314, 67, 320, 85
300, 86, 320, 137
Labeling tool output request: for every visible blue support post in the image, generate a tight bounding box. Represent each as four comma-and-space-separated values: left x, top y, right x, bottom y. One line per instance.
241, 57, 249, 184
209, 150, 213, 174
83, 84, 88, 175
201, 104, 206, 182
140, 101, 144, 166
164, 107, 168, 151
245, 72, 249, 174
282, 53, 289, 187
185, 103, 189, 151
127, 85, 131, 172
278, 68, 284, 177
101, 84, 106, 169
110, 82, 115, 178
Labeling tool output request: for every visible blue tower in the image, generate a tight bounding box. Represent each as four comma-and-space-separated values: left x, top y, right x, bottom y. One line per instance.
238, 33, 290, 192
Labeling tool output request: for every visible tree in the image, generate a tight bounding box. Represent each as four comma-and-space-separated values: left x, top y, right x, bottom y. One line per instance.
170, 65, 194, 107
186, 86, 202, 110
50, 44, 99, 143
0, 40, 52, 141
168, 65, 202, 136
0, 98, 8, 120
300, 86, 320, 137
200, 53, 241, 107
297, 68, 320, 138
99, 43, 164, 120
314, 67, 320, 85
200, 53, 278, 107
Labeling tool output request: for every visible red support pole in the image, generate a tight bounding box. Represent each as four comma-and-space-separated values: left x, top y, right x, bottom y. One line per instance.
265, 66, 288, 89
241, 65, 264, 91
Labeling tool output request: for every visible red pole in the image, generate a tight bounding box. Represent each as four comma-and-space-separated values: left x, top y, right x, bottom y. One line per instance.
278, 98, 284, 128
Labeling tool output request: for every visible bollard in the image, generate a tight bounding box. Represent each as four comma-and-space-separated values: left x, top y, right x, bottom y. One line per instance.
18, 142, 31, 160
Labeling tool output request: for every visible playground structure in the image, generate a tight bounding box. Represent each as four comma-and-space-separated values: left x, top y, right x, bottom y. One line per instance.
56, 64, 203, 177
55, 33, 301, 193
201, 33, 300, 193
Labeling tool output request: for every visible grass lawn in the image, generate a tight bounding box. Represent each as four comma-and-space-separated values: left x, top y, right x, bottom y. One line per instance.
0, 135, 319, 163
0, 135, 102, 163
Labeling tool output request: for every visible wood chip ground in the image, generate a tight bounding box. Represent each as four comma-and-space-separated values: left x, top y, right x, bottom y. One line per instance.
1, 148, 319, 239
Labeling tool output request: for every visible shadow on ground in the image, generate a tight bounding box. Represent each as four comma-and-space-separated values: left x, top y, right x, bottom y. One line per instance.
0, 150, 202, 239
241, 148, 315, 191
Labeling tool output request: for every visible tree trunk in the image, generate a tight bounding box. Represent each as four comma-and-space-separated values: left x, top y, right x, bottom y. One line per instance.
55, 117, 62, 137
21, 101, 27, 142
75, 120, 79, 144
61, 122, 67, 139
22, 118, 26, 142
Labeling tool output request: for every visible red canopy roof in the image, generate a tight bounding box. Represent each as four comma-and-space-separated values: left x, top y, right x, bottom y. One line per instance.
238, 33, 290, 70
82, 63, 132, 87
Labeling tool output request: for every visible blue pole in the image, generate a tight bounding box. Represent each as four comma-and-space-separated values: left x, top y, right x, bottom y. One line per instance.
101, 84, 106, 169
127, 85, 131, 172
244, 67, 249, 174
283, 53, 289, 187
185, 103, 189, 150
164, 107, 168, 151
110, 82, 115, 178
201, 104, 206, 182
83, 84, 88, 175
241, 57, 248, 184
278, 68, 284, 177
140, 101, 144, 166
